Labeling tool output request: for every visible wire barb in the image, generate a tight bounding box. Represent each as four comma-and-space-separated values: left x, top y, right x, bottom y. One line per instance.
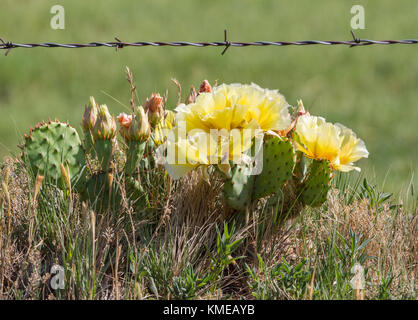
221, 29, 231, 55
114, 37, 125, 52
0, 30, 417, 57
0, 37, 14, 56
350, 30, 361, 48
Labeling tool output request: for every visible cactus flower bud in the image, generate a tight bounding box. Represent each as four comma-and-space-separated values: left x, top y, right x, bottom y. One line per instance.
117, 113, 133, 128
127, 106, 150, 142
297, 99, 309, 116
186, 87, 197, 104
143, 93, 164, 127
82, 96, 98, 132
117, 113, 133, 142
92, 104, 117, 140
199, 80, 212, 93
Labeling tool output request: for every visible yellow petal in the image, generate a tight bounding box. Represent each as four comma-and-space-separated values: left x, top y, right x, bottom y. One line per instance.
164, 163, 198, 180
335, 123, 369, 165
296, 115, 339, 162
164, 83, 293, 178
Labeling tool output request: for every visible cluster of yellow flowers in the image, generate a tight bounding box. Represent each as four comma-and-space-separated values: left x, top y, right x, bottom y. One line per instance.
138, 82, 369, 179
163, 83, 295, 178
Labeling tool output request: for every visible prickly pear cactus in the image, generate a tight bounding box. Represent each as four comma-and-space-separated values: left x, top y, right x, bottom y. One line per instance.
93, 139, 113, 171
124, 141, 147, 175
125, 176, 149, 208
91, 104, 117, 171
22, 121, 86, 187
83, 173, 119, 211
299, 159, 332, 207
293, 151, 307, 184
223, 164, 254, 210
253, 136, 295, 199
83, 131, 94, 155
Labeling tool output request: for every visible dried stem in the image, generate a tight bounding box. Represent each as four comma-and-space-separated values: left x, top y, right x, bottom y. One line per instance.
125, 66, 136, 112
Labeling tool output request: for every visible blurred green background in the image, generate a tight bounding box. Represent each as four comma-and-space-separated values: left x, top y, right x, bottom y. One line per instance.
0, 0, 417, 193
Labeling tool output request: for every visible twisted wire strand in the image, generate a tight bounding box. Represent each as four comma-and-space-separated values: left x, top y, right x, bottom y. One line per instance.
1, 33, 417, 56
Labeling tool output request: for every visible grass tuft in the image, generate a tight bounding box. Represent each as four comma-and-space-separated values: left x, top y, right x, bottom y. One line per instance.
0, 156, 415, 300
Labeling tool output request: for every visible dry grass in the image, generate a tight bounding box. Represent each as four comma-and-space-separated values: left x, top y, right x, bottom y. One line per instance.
283, 189, 417, 299
0, 157, 416, 300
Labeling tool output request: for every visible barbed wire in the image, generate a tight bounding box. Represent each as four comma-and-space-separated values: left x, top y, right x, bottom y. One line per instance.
1, 30, 417, 56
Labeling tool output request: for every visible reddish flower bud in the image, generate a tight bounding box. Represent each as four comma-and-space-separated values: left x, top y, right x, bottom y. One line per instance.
117, 113, 133, 142
144, 93, 164, 126
117, 113, 133, 128
199, 80, 212, 93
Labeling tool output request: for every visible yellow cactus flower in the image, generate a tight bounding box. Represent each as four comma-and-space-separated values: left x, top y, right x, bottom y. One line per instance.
162, 83, 291, 179
162, 128, 218, 180
294, 114, 368, 172
176, 83, 291, 133
294, 115, 341, 162
334, 123, 369, 172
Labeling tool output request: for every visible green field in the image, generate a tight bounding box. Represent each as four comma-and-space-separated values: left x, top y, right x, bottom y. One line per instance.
0, 0, 417, 192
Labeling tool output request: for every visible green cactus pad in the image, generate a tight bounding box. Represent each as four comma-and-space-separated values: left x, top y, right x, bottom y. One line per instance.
125, 176, 149, 209
223, 163, 254, 210
83, 173, 120, 211
293, 150, 307, 184
22, 121, 86, 188
83, 131, 94, 155
299, 159, 332, 207
92, 139, 113, 171
253, 137, 295, 199
124, 141, 147, 175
